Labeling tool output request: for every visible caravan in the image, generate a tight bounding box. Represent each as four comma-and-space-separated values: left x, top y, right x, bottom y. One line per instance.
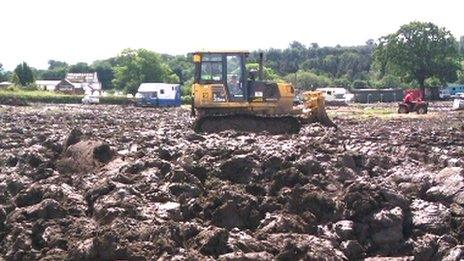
135, 83, 181, 107
316, 87, 353, 102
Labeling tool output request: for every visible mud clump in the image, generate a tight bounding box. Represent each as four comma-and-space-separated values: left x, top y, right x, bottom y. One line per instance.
57, 140, 114, 173
0, 102, 463, 259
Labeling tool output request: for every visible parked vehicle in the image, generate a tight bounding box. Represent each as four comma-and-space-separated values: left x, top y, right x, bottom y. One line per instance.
398, 89, 428, 114
447, 84, 464, 97
453, 93, 464, 111
439, 89, 451, 100
136, 83, 181, 107
398, 101, 428, 114
316, 87, 352, 102
451, 92, 464, 99
82, 95, 99, 104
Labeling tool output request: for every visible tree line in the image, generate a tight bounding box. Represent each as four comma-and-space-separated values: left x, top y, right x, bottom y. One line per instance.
1, 21, 463, 95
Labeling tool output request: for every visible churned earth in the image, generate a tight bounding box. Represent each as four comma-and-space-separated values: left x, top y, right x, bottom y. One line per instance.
0, 102, 463, 260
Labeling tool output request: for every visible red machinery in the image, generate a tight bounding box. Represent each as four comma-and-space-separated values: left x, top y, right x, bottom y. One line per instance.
398, 89, 428, 114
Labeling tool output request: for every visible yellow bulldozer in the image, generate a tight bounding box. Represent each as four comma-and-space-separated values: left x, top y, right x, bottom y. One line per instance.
191, 51, 335, 134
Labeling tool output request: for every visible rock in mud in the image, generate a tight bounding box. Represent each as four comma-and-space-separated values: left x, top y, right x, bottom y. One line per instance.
265, 233, 346, 260
340, 240, 364, 260
334, 220, 355, 240
25, 199, 66, 220
442, 245, 464, 261
218, 251, 274, 261
369, 207, 404, 247
426, 167, 464, 204
257, 212, 312, 234
410, 199, 451, 235
194, 226, 230, 256
219, 155, 256, 184
295, 155, 324, 175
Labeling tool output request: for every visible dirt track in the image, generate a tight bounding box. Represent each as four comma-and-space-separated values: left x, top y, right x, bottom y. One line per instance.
0, 103, 463, 260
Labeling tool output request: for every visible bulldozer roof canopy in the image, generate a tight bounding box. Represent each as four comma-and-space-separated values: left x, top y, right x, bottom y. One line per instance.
191, 50, 250, 55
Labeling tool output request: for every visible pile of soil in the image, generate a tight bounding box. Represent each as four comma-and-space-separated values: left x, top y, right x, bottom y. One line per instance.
0, 103, 463, 260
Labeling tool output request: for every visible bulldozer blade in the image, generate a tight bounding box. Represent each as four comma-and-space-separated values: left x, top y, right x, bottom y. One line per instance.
300, 90, 337, 129
309, 106, 337, 128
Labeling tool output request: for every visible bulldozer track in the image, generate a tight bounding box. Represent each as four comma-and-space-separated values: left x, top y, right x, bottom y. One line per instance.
193, 113, 301, 134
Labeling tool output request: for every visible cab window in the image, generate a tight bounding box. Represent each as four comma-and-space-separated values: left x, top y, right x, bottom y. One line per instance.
226, 55, 244, 99
201, 54, 223, 82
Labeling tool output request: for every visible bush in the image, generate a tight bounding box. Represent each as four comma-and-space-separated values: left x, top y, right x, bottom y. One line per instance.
351, 80, 368, 89
181, 81, 193, 97
371, 75, 403, 89
5, 85, 20, 92
284, 71, 332, 90
0, 91, 83, 104
181, 95, 192, 105
100, 96, 133, 105
333, 78, 351, 87
22, 83, 40, 91
425, 77, 442, 88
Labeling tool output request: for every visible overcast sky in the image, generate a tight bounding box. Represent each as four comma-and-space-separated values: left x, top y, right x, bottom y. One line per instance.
1, 0, 463, 70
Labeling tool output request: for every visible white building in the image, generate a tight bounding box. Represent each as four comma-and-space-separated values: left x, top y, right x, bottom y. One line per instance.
36, 80, 60, 91
55, 72, 102, 95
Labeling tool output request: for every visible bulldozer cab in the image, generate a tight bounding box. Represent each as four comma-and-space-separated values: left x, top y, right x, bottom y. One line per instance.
193, 51, 248, 102
192, 51, 275, 103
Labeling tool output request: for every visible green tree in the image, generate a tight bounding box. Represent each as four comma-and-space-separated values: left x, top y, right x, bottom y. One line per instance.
372, 74, 403, 89
0, 63, 8, 82
13, 62, 34, 86
161, 63, 180, 84
40, 60, 68, 80
69, 62, 93, 73
161, 54, 194, 85
457, 61, 464, 84
245, 63, 280, 81
425, 77, 442, 88
112, 49, 179, 94
333, 77, 351, 87
92, 59, 115, 89
48, 60, 69, 70
460, 36, 464, 56
321, 55, 339, 77
352, 79, 368, 89
284, 71, 332, 90
374, 21, 460, 98
181, 79, 193, 97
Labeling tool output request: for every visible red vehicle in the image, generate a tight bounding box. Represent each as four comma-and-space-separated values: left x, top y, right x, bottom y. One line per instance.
398, 89, 428, 114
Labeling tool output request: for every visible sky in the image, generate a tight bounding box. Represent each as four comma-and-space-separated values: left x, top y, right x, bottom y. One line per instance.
1, 0, 463, 70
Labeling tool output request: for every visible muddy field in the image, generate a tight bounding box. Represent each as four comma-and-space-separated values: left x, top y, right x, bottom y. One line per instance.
0, 103, 463, 260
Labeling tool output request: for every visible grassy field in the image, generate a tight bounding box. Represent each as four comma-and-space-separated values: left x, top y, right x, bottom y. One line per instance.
0, 89, 83, 103
0, 89, 193, 105
0, 89, 132, 105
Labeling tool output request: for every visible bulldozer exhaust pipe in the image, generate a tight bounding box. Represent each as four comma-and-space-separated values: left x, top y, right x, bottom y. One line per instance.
258, 52, 264, 81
